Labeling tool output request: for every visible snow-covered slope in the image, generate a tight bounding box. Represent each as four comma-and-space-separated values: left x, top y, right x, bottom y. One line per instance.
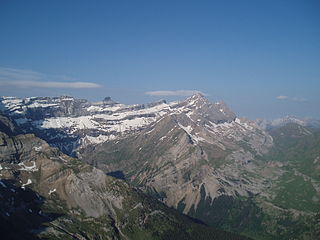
0, 94, 257, 155
0, 96, 170, 153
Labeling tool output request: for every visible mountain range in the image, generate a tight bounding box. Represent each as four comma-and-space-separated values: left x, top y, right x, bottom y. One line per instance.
0, 94, 319, 239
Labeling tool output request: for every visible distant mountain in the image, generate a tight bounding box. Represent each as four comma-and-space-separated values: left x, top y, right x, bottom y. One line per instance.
0, 114, 248, 240
256, 116, 320, 131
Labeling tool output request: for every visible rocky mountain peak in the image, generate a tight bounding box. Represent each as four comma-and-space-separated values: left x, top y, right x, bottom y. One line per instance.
185, 93, 209, 106
177, 94, 236, 124
102, 96, 117, 105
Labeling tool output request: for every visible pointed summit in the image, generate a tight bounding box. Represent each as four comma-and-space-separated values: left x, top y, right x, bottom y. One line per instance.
188, 92, 206, 100
191, 92, 205, 97
102, 97, 117, 105
185, 92, 209, 106
179, 93, 236, 124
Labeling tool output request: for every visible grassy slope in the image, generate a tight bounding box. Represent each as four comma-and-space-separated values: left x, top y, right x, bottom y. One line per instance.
266, 124, 320, 212
186, 124, 320, 240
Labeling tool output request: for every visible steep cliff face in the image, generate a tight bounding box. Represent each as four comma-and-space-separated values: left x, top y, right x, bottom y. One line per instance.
0, 114, 249, 240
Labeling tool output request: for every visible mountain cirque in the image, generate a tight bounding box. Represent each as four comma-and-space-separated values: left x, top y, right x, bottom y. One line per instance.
0, 94, 237, 155
1, 94, 320, 239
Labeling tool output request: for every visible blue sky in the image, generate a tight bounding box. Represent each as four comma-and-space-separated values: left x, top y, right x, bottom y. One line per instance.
0, 0, 319, 119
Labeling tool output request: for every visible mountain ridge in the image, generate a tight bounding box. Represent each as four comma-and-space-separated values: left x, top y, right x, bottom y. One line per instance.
0, 94, 240, 155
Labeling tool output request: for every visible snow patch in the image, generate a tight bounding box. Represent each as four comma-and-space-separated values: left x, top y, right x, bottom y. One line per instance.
159, 136, 167, 141
28, 103, 58, 108
49, 189, 56, 195
18, 161, 38, 172
145, 128, 155, 135
33, 146, 42, 152
21, 179, 32, 190
186, 111, 196, 122
84, 134, 116, 145
178, 123, 208, 143
178, 123, 193, 135
87, 105, 122, 112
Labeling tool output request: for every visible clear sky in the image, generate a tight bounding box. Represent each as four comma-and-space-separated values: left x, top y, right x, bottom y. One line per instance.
0, 0, 319, 119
